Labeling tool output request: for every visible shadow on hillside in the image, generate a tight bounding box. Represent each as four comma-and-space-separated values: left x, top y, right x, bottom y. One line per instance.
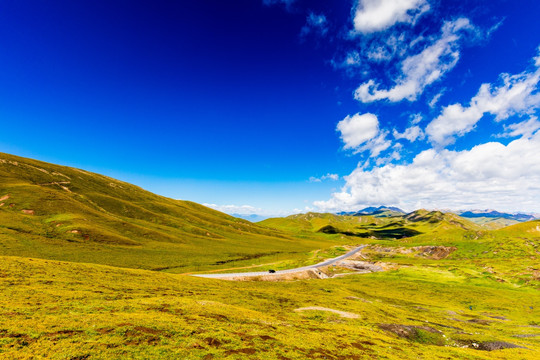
317, 225, 422, 240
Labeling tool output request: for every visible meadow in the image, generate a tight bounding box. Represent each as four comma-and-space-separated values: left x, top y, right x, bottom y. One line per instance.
1, 152, 539, 359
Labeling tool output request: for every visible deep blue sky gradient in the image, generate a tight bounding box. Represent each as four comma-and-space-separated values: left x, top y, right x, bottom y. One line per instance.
1, 0, 539, 213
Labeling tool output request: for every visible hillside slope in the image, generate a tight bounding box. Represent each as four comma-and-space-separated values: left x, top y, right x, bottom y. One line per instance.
261, 210, 482, 241
0, 153, 341, 272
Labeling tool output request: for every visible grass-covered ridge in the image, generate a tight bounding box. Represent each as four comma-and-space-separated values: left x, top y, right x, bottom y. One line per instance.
0, 152, 348, 272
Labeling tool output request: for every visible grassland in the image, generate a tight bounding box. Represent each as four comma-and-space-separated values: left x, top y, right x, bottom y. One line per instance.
1, 254, 539, 359
1, 152, 539, 359
0, 153, 348, 272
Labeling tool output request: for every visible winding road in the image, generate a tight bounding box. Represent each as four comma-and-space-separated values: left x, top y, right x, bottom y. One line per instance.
192, 244, 367, 279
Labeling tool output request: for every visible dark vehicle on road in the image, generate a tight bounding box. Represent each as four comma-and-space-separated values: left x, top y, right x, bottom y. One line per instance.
268, 269, 276, 273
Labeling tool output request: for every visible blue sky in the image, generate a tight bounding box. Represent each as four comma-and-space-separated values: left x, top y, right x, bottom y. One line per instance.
1, 0, 539, 216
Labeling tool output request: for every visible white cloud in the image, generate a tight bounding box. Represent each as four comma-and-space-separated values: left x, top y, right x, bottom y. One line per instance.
353, 0, 430, 34
365, 45, 393, 62
315, 133, 540, 213
309, 173, 339, 182
426, 103, 483, 146
344, 51, 362, 67
336, 113, 380, 149
361, 130, 392, 156
336, 113, 392, 156
333, 32, 412, 72
365, 33, 407, 62
429, 90, 445, 108
332, 51, 365, 74
499, 116, 540, 138
300, 12, 328, 38
426, 49, 540, 146
355, 18, 476, 102
411, 113, 423, 125
375, 145, 402, 165
393, 125, 425, 142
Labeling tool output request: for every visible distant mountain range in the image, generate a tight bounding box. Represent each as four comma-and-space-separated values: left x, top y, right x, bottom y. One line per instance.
458, 210, 538, 222
337, 206, 539, 223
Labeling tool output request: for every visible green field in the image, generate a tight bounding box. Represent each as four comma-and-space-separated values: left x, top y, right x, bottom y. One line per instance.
1, 152, 539, 359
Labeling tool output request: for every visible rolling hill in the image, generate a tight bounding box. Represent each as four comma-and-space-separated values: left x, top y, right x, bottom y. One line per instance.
0, 152, 344, 272
261, 209, 482, 241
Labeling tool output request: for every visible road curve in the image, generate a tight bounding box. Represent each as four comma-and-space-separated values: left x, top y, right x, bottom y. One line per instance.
192, 244, 367, 279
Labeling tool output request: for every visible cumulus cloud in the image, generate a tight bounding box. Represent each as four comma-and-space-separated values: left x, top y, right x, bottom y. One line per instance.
362, 130, 392, 156
300, 12, 328, 38
353, 0, 430, 34
336, 113, 391, 156
355, 18, 476, 102
426, 49, 540, 146
393, 125, 425, 142
315, 133, 540, 213
499, 116, 540, 138
309, 173, 339, 182
337, 113, 380, 149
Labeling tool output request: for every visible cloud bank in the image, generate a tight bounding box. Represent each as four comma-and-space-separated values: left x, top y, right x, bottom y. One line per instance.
315, 131, 540, 213
336, 113, 391, 156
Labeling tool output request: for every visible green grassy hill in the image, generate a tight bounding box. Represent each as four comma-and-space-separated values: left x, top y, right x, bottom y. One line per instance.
462, 216, 520, 229
260, 212, 385, 234
0, 153, 346, 272
260, 209, 482, 241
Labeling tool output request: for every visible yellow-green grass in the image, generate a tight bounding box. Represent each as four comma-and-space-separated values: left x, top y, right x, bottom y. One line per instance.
464, 217, 521, 229
0, 153, 351, 272
1, 255, 539, 359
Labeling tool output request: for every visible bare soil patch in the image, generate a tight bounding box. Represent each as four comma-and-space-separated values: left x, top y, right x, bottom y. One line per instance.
204, 337, 222, 347
224, 348, 257, 355
295, 306, 360, 319
378, 324, 445, 345
367, 245, 456, 260
337, 260, 385, 272
477, 341, 526, 351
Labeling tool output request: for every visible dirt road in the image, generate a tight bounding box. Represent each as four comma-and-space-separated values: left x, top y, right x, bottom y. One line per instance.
192, 245, 366, 279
